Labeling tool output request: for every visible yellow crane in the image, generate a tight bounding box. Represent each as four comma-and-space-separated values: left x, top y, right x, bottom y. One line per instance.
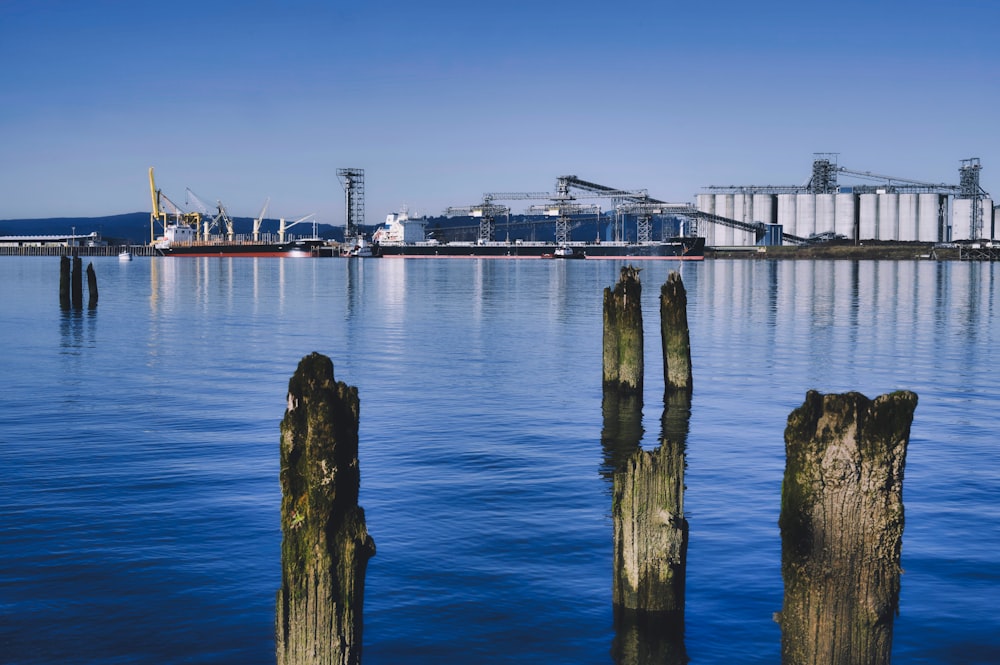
147, 167, 202, 244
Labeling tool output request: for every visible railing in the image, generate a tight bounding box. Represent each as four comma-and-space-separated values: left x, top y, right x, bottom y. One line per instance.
0, 245, 160, 257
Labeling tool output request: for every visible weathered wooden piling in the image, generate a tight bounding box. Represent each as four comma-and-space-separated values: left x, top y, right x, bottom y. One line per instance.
613, 439, 688, 615
86, 263, 98, 309
612, 438, 689, 664
778, 390, 917, 665
603, 266, 644, 395
276, 352, 375, 665
71, 257, 83, 310
59, 256, 71, 309
659, 271, 692, 394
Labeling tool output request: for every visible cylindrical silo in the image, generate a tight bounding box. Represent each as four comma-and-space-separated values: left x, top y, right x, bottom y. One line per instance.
697, 193, 716, 245
815, 194, 836, 235
716, 194, 735, 245
835, 193, 856, 240
778, 194, 797, 238
733, 193, 750, 246
952, 198, 972, 241
796, 194, 816, 239
877, 193, 899, 241
859, 194, 878, 240
753, 193, 776, 225
898, 193, 918, 241
986, 199, 996, 240
917, 194, 942, 242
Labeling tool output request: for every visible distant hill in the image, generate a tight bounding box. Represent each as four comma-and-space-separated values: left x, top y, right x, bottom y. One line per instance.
0, 211, 670, 244
0, 213, 344, 244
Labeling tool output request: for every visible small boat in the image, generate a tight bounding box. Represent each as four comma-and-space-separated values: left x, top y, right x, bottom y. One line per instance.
542, 245, 586, 259
342, 235, 380, 258
118, 250, 133, 261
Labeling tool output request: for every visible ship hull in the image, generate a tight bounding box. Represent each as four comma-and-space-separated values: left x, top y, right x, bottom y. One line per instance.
374, 237, 705, 260
159, 240, 325, 258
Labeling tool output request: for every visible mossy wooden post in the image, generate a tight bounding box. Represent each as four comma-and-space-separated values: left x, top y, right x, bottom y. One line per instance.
778, 390, 917, 665
659, 271, 692, 395
612, 439, 688, 664
86, 263, 98, 309
277, 353, 375, 665
71, 257, 83, 310
603, 266, 643, 395
59, 256, 71, 309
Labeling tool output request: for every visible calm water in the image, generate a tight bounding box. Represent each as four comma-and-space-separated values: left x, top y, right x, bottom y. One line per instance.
1, 256, 998, 664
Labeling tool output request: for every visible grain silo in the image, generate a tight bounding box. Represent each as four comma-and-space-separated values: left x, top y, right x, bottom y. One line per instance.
917, 194, 945, 242
859, 194, 878, 240
877, 193, 899, 241
835, 193, 856, 240
898, 194, 919, 241
816, 194, 836, 235
778, 194, 797, 237
796, 194, 816, 238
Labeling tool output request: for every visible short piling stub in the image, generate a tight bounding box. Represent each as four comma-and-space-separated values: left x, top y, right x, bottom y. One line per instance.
276, 352, 375, 665
778, 389, 917, 665
603, 265, 644, 395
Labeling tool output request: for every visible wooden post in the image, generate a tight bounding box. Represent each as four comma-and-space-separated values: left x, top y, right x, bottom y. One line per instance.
86, 263, 98, 309
59, 256, 71, 309
71, 257, 83, 310
276, 353, 375, 665
612, 439, 688, 664
603, 266, 643, 395
778, 390, 917, 665
659, 271, 692, 394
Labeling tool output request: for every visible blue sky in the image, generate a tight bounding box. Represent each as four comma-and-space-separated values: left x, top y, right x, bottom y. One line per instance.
1, 0, 997, 224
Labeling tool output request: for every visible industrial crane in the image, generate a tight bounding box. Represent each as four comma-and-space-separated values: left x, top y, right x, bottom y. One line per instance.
253, 198, 270, 242
148, 167, 201, 244
278, 213, 315, 243
444, 202, 510, 243
186, 187, 235, 241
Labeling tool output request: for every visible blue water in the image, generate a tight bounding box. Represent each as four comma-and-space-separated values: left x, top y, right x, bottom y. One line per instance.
1, 256, 998, 664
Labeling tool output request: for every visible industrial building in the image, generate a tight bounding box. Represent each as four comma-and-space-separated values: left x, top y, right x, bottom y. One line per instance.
695, 156, 994, 246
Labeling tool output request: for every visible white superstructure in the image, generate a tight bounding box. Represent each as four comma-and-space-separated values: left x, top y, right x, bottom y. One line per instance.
372, 207, 429, 244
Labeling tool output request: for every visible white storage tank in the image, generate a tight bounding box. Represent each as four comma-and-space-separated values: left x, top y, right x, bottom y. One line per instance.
733, 193, 751, 246
816, 194, 836, 235
697, 193, 716, 245
918, 194, 943, 242
952, 198, 972, 240
835, 193, 856, 240
778, 194, 798, 238
859, 194, 878, 240
716, 194, 735, 245
898, 194, 919, 241
877, 193, 899, 241
796, 194, 816, 239
753, 193, 776, 225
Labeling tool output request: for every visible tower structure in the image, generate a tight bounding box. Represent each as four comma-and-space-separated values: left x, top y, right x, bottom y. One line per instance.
810, 154, 839, 194
337, 168, 365, 241
959, 158, 984, 239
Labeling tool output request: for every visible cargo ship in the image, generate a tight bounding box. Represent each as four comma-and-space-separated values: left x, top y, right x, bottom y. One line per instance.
371, 210, 705, 260
148, 167, 326, 257
153, 222, 325, 258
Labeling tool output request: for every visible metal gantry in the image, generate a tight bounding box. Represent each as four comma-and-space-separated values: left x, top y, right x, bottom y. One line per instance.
959, 158, 986, 239
337, 168, 365, 241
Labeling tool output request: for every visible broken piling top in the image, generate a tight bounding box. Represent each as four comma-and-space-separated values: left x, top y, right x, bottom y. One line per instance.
779, 389, 918, 665
660, 271, 692, 394
603, 265, 644, 394
277, 352, 374, 665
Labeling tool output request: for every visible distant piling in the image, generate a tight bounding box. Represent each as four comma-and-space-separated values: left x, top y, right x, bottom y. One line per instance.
659, 271, 692, 395
59, 257, 71, 309
603, 266, 643, 395
86, 263, 98, 309
276, 352, 375, 665
71, 257, 83, 310
777, 390, 917, 665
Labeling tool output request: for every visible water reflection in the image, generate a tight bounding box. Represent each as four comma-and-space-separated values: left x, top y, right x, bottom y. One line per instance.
600, 389, 643, 483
